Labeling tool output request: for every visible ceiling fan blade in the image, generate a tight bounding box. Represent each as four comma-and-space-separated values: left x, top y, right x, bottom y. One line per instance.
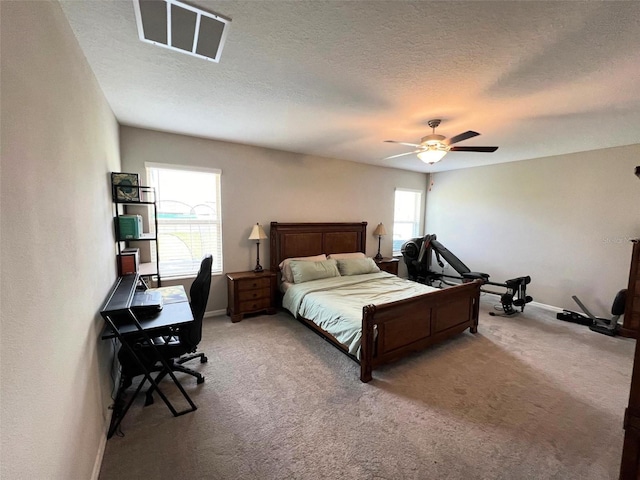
446, 131, 480, 146
384, 140, 422, 148
383, 150, 421, 160
449, 146, 498, 152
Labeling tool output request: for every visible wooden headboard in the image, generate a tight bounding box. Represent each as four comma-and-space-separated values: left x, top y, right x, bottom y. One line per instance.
269, 222, 367, 271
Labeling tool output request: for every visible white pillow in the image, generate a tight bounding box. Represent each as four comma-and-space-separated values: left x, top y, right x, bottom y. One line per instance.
336, 257, 380, 276
278, 254, 327, 283
289, 259, 341, 284
327, 252, 366, 260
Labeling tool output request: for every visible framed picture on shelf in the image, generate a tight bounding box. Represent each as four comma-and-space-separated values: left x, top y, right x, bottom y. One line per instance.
111, 172, 140, 202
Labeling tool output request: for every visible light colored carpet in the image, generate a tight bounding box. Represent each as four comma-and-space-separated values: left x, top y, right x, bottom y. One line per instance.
98, 295, 635, 480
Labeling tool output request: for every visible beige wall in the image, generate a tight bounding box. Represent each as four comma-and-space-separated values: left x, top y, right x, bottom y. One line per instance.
120, 126, 427, 312
0, 5, 636, 480
1, 2, 120, 479
426, 144, 640, 314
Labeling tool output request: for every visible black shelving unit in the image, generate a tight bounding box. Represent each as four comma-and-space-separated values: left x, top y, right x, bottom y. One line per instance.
111, 182, 161, 287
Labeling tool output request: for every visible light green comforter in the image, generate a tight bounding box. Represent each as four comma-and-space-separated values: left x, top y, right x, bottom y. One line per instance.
282, 272, 438, 357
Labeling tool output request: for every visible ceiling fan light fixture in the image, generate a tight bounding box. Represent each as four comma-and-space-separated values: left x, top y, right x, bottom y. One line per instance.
417, 149, 447, 164
421, 134, 445, 145
383, 119, 498, 164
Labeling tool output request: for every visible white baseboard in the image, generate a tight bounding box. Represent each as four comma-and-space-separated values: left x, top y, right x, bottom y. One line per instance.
92, 424, 108, 480
529, 300, 564, 313
204, 309, 227, 318
480, 291, 563, 313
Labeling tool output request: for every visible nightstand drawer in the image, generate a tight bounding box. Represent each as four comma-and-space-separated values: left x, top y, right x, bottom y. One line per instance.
239, 298, 271, 313
237, 277, 271, 291
238, 288, 270, 302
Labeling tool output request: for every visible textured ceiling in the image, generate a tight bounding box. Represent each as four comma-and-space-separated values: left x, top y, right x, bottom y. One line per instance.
59, 0, 640, 173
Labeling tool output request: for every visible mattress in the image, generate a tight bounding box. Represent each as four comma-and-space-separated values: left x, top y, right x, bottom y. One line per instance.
282, 271, 438, 357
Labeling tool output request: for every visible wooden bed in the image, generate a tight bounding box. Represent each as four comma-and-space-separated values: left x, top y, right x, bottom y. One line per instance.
269, 222, 481, 382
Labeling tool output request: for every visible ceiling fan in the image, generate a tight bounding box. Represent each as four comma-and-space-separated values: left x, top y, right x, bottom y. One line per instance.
383, 119, 498, 164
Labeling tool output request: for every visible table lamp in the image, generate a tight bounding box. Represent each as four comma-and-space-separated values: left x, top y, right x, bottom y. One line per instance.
373, 223, 387, 261
249, 223, 268, 272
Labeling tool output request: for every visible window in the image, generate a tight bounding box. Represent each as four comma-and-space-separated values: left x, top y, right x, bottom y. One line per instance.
146, 163, 222, 278
392, 188, 423, 255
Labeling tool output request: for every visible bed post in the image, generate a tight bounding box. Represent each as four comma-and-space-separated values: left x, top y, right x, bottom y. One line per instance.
270, 222, 279, 272
360, 305, 375, 382
470, 281, 480, 334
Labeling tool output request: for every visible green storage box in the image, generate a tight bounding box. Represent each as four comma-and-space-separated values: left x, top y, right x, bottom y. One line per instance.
118, 215, 142, 240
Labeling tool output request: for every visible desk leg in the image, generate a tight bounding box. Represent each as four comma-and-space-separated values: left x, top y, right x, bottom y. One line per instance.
146, 351, 198, 415
104, 314, 197, 439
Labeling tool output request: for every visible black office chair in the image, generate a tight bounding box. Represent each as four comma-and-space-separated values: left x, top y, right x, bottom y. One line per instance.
143, 254, 213, 405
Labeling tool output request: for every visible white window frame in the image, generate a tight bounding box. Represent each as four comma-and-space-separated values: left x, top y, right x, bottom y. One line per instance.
392, 188, 424, 256
145, 162, 223, 279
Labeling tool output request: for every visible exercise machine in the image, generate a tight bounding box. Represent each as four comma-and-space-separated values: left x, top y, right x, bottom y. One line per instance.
402, 234, 533, 315
556, 289, 627, 336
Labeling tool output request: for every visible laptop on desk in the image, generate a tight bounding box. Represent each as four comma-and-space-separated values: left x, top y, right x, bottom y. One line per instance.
131, 290, 164, 318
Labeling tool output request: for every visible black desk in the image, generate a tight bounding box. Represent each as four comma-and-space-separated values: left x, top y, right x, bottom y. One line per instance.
100, 275, 197, 438
101, 290, 193, 338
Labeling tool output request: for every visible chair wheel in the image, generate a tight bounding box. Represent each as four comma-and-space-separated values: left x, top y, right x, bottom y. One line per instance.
197, 376, 205, 384
201, 356, 208, 364
144, 394, 154, 407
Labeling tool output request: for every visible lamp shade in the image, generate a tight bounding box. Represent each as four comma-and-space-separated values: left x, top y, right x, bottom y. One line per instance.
248, 223, 267, 240
417, 149, 447, 164
373, 223, 387, 236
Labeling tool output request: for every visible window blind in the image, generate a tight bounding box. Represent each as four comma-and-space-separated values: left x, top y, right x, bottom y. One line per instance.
146, 163, 223, 278
393, 188, 423, 254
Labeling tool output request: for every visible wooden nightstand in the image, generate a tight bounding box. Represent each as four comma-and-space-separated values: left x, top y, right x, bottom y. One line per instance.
226, 270, 277, 322
375, 257, 399, 275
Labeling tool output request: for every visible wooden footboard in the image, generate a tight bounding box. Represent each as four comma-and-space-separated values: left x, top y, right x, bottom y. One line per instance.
360, 280, 481, 382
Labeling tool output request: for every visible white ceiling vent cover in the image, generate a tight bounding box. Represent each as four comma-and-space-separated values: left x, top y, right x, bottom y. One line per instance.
133, 0, 231, 63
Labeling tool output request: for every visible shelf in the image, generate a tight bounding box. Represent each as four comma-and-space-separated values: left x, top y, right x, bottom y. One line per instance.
118, 237, 157, 243
122, 233, 157, 241
113, 200, 157, 205
111, 175, 161, 287
138, 262, 158, 276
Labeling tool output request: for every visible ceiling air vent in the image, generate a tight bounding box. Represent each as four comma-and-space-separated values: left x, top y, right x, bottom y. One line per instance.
133, 0, 231, 63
